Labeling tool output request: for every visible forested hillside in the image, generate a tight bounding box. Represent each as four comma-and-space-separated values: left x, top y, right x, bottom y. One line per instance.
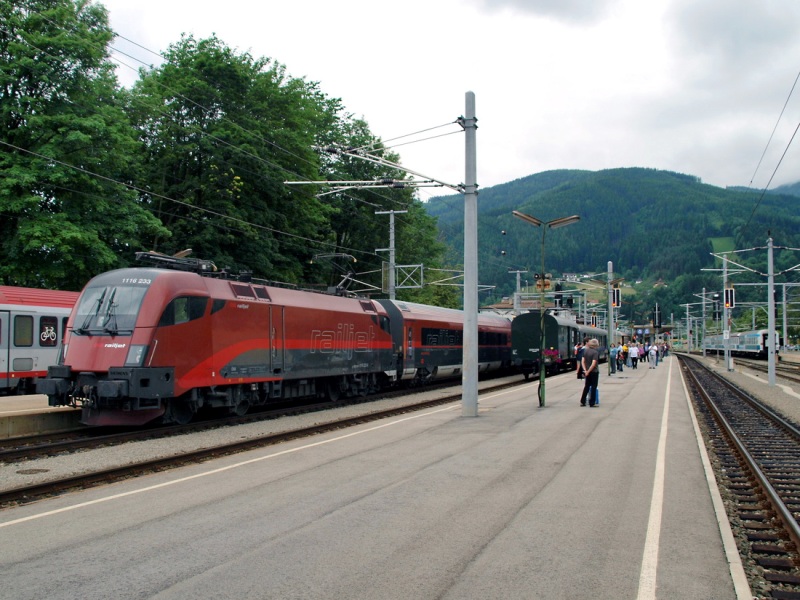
426, 168, 800, 323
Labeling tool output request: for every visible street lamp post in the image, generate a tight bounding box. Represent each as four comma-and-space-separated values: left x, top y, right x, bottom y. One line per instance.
513, 211, 580, 407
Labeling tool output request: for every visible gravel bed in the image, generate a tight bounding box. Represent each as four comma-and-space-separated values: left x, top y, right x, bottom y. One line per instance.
691, 354, 800, 427
0, 376, 520, 494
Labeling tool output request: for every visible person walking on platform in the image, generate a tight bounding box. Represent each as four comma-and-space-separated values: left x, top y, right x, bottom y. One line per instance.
579, 338, 600, 407
575, 338, 588, 380
609, 343, 617, 374
648, 343, 658, 368
630, 343, 640, 369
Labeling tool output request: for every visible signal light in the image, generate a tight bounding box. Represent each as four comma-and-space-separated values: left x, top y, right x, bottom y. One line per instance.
612, 287, 621, 308
724, 288, 735, 309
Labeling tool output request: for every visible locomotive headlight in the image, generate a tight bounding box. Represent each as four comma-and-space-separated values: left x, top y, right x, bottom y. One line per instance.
124, 345, 148, 366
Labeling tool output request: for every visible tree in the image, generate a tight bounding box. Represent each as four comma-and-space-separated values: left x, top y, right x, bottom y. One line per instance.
129, 35, 335, 282
0, 0, 168, 289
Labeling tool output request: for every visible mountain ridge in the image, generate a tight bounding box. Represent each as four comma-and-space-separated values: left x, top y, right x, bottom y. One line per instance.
424, 167, 800, 323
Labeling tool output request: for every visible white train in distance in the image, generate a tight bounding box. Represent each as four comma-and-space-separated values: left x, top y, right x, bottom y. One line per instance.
703, 329, 780, 359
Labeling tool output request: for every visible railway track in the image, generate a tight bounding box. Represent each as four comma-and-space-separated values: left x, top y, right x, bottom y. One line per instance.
680, 355, 800, 599
734, 357, 800, 386
0, 373, 524, 462
0, 376, 525, 507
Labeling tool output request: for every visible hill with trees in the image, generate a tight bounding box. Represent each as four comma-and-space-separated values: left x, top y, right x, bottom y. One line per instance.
426, 168, 800, 327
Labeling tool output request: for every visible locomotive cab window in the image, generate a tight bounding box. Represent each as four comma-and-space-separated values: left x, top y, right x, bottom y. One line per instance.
158, 296, 209, 326
74, 284, 149, 333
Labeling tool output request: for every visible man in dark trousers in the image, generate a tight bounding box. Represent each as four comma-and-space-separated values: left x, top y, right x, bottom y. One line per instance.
579, 338, 600, 407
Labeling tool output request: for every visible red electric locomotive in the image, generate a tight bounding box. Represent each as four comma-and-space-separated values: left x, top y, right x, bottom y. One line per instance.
39, 253, 397, 425
39, 253, 512, 426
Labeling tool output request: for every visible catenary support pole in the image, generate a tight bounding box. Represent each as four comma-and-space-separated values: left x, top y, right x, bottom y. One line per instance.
375, 210, 407, 300
768, 236, 776, 386
607, 261, 614, 375
462, 91, 479, 417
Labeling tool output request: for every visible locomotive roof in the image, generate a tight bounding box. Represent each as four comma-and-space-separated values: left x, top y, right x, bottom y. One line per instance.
0, 285, 79, 309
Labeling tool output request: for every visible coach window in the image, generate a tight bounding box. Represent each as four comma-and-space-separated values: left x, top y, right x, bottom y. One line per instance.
40, 316, 58, 347
14, 315, 33, 347
158, 296, 209, 326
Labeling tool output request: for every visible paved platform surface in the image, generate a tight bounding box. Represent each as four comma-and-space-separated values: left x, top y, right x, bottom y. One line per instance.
0, 356, 751, 599
0, 394, 80, 438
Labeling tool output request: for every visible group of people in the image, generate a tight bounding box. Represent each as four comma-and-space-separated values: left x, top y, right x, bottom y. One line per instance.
609, 341, 668, 372
574, 339, 670, 408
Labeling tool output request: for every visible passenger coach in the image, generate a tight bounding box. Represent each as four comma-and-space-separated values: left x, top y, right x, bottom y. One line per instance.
0, 286, 79, 395
512, 310, 608, 379
704, 329, 779, 359
377, 300, 511, 384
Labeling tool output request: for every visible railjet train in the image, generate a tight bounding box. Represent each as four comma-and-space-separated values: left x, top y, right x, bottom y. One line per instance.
1, 286, 79, 394
38, 252, 512, 426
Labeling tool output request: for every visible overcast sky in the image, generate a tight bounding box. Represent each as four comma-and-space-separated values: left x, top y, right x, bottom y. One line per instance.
102, 0, 800, 197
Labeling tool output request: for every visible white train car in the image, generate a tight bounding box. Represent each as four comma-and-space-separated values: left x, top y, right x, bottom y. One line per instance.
704, 329, 779, 359
0, 286, 79, 394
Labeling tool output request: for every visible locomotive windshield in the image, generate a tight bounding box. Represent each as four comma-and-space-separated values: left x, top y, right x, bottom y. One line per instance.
72, 284, 149, 335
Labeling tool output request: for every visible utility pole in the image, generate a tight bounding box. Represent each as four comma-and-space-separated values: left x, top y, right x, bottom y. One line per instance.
702, 287, 707, 357
723, 256, 732, 371
509, 269, 527, 314
462, 91, 479, 417
768, 236, 776, 385
375, 209, 407, 300
607, 261, 614, 375
685, 304, 691, 352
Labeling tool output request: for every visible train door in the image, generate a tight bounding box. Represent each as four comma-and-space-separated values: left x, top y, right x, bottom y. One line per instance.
0, 311, 8, 392
270, 305, 285, 374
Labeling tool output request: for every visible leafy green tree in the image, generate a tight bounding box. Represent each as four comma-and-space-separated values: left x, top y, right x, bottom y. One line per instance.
0, 0, 168, 289
129, 35, 336, 282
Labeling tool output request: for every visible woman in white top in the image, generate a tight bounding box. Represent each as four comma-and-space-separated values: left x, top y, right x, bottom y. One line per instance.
629, 343, 640, 369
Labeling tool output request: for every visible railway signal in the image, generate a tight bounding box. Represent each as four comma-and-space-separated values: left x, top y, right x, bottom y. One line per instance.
724, 287, 735, 309
652, 303, 662, 328
534, 272, 551, 290
612, 287, 621, 308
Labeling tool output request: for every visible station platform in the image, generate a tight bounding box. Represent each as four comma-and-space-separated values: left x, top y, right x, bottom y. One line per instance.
0, 394, 80, 438
0, 354, 752, 599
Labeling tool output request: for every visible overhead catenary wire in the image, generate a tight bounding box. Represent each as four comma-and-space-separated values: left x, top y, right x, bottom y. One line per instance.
748, 69, 800, 189
744, 119, 800, 232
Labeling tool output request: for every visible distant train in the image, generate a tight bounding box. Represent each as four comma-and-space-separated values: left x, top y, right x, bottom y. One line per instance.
512, 310, 609, 379
704, 329, 780, 359
38, 252, 512, 426
0, 286, 79, 395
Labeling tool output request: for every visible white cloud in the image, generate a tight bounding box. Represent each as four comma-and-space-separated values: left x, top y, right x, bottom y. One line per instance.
467, 0, 620, 23
100, 0, 800, 192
